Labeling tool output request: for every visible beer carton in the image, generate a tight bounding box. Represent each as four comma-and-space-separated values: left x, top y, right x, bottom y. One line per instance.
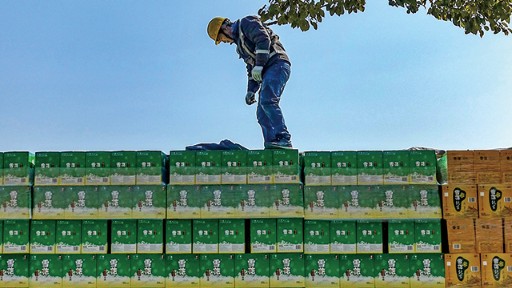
56, 220, 82, 254
304, 185, 338, 219
218, 219, 245, 254
330, 220, 357, 254
373, 254, 410, 288
195, 150, 222, 184
63, 185, 98, 219
81, 220, 108, 254
303, 151, 332, 186
135, 150, 166, 185
96, 254, 131, 288
504, 218, 512, 253
62, 254, 97, 288
376, 185, 410, 219
357, 150, 383, 185
339, 254, 375, 287
234, 253, 270, 288
192, 219, 219, 254
444, 253, 481, 288
474, 150, 502, 184
199, 254, 235, 288
388, 220, 415, 254
165, 254, 201, 287
2, 151, 34, 186
34, 151, 60, 186
475, 218, 503, 253
110, 151, 137, 185
165, 219, 192, 254
304, 254, 340, 287
247, 150, 273, 184
276, 218, 303, 253
29, 220, 56, 254
446, 150, 475, 172
32, 186, 66, 219
137, 219, 163, 254
85, 151, 111, 185
409, 184, 442, 218
270, 183, 304, 218
409, 150, 437, 184
478, 184, 512, 218
59, 151, 86, 185
132, 185, 166, 219
168, 150, 196, 185
3, 219, 29, 254
480, 253, 512, 287
272, 149, 300, 183
166, 185, 201, 219
415, 219, 442, 253
97, 185, 133, 219
201, 185, 238, 219
269, 253, 305, 288
501, 150, 512, 183
238, 184, 271, 218
409, 253, 445, 288
0, 185, 31, 219
356, 220, 383, 254
304, 220, 330, 254
330, 151, 358, 185
110, 219, 137, 254
130, 254, 166, 288
337, 185, 379, 219
0, 221, 2, 253
221, 150, 247, 184
0, 254, 29, 287
250, 218, 277, 253
446, 218, 476, 253
442, 184, 478, 218
29, 254, 62, 287
383, 150, 410, 184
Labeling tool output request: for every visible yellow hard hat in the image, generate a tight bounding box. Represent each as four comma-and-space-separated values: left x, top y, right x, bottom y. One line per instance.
207, 17, 227, 45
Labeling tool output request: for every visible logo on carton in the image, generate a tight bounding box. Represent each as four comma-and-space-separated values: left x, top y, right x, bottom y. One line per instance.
310, 259, 326, 280
345, 258, 362, 280
5, 190, 18, 209
276, 189, 290, 209
456, 256, 470, 281
492, 256, 505, 281
276, 258, 292, 279
380, 259, 397, 280
35, 259, 51, 280
138, 190, 154, 210
453, 188, 466, 212
489, 187, 502, 212
5, 258, 16, 277
205, 259, 221, 281
103, 258, 118, 280
68, 259, 84, 280
136, 258, 153, 280
415, 258, 432, 280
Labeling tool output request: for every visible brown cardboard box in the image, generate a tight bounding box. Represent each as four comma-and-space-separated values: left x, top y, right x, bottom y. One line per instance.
480, 253, 512, 287
446, 218, 476, 253
478, 184, 512, 218
442, 184, 478, 219
500, 150, 512, 171
475, 150, 502, 184
444, 253, 481, 288
504, 219, 512, 253
448, 171, 477, 184
447, 150, 474, 172
475, 218, 503, 253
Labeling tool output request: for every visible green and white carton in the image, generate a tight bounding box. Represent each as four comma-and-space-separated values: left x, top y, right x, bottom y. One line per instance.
376, 185, 410, 219
305, 254, 340, 288
219, 219, 245, 254
32, 186, 66, 219
272, 149, 300, 183
331, 151, 357, 185
234, 253, 270, 288
132, 185, 166, 219
330, 220, 357, 254
383, 150, 410, 184
111, 219, 137, 254
304, 220, 330, 254
337, 185, 379, 219
195, 150, 222, 184
192, 219, 219, 254
137, 219, 163, 254
357, 150, 384, 185
97, 185, 133, 219
409, 184, 442, 218
201, 185, 238, 219
0, 220, 2, 253
0, 254, 30, 287
250, 219, 277, 253
276, 218, 303, 253
130, 254, 166, 288
165, 219, 192, 254
221, 150, 247, 184
166, 185, 201, 219
409, 253, 445, 287
374, 254, 410, 288
81, 220, 108, 254
409, 150, 437, 184
165, 254, 201, 287
64, 185, 98, 219
339, 254, 375, 288
3, 219, 29, 254
270, 184, 304, 218
269, 253, 305, 288
168, 150, 196, 185
303, 151, 332, 186
3, 151, 34, 186
414, 219, 442, 253
56, 220, 82, 254
85, 151, 111, 185
29, 254, 62, 287
356, 220, 383, 254
34, 151, 60, 186
388, 220, 415, 254
247, 150, 273, 184
199, 254, 235, 288
238, 184, 271, 218
304, 185, 338, 219
96, 254, 131, 288
29, 220, 56, 254
59, 151, 86, 185
135, 150, 166, 185
62, 254, 97, 288
110, 151, 137, 185
0, 185, 31, 219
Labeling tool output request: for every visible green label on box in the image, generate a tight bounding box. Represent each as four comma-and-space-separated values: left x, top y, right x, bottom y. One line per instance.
3, 219, 29, 253
201, 185, 239, 219
409, 185, 442, 218
132, 185, 166, 219
356, 220, 383, 254
374, 254, 410, 288
29, 254, 62, 287
110, 151, 137, 185
165, 254, 201, 286
169, 150, 196, 185
85, 151, 111, 185
130, 254, 166, 288
56, 220, 82, 254
136, 150, 166, 185
250, 219, 276, 253
62, 254, 97, 288
331, 151, 357, 185
414, 220, 442, 253
376, 185, 411, 219
3, 151, 34, 185
166, 185, 202, 219
409, 253, 445, 286
409, 150, 437, 184
97, 185, 133, 219
269, 253, 305, 288
270, 184, 304, 218
337, 185, 379, 219
247, 150, 273, 184
166, 219, 192, 254
193, 219, 219, 254
96, 254, 131, 287
0, 254, 30, 287
137, 219, 163, 254
304, 186, 338, 219
339, 254, 375, 287
195, 150, 222, 184
330, 220, 357, 254
221, 150, 247, 184
388, 220, 415, 253
64, 186, 98, 219
199, 254, 235, 287
34, 151, 60, 185
60, 151, 86, 185
273, 149, 300, 183
304, 220, 330, 254
303, 151, 332, 186
383, 150, 410, 184
0, 185, 31, 219
110, 219, 137, 254
30, 220, 56, 254
238, 184, 271, 218
304, 254, 340, 287
219, 219, 245, 254
357, 151, 383, 185
276, 218, 303, 253
32, 186, 67, 219
82, 220, 108, 254
234, 254, 270, 288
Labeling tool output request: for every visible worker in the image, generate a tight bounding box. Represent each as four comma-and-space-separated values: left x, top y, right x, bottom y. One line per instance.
207, 15, 293, 149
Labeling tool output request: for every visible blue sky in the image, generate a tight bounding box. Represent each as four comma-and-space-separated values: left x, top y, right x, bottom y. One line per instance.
1, 1, 511, 153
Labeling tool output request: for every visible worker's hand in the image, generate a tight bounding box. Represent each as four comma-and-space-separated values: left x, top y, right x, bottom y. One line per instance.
245, 91, 256, 105
251, 66, 263, 82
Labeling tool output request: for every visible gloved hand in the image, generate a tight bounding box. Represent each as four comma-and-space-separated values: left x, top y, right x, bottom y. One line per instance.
245, 91, 256, 105
251, 66, 263, 82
